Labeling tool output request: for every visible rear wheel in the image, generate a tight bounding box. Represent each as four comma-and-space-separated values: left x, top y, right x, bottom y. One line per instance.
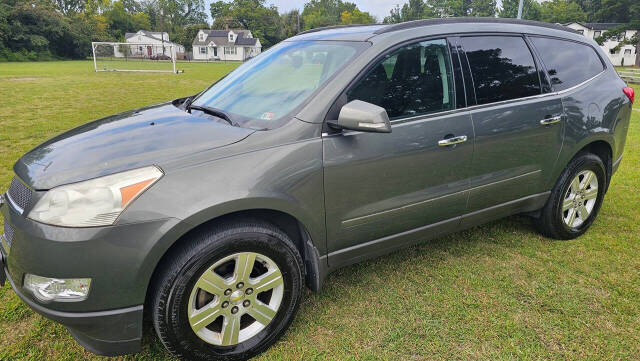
535, 153, 607, 239
151, 220, 304, 361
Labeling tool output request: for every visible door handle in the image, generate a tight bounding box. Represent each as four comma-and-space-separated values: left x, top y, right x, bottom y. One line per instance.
540, 115, 562, 125
438, 135, 468, 146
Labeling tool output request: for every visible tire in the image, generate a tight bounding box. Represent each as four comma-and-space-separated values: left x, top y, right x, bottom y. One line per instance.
151, 220, 305, 361
535, 152, 607, 240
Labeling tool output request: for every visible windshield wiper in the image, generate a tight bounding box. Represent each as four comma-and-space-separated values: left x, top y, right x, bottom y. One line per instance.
187, 104, 237, 127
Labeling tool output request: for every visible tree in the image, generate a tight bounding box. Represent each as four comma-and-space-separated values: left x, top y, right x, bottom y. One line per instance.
172, 22, 209, 48
539, 0, 587, 24
281, 9, 303, 38
52, 0, 87, 15
383, 0, 440, 24
103, 0, 151, 40
340, 8, 375, 24
302, 0, 372, 29
210, 0, 282, 48
594, 0, 640, 67
499, 0, 541, 20
1, 0, 94, 60
466, 0, 497, 17
573, 0, 601, 21
427, 0, 496, 18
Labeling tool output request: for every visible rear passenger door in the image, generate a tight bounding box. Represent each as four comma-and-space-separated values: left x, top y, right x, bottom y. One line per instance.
458, 35, 565, 219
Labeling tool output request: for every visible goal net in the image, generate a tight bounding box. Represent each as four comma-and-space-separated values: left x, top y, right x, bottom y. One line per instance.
91, 42, 183, 73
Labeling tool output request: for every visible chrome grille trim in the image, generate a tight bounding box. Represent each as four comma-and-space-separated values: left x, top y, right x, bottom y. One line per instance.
7, 177, 32, 214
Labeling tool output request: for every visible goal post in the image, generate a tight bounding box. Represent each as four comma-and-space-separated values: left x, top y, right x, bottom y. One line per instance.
91, 42, 183, 74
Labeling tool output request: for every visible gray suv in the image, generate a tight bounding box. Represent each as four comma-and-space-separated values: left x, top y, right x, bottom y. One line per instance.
0, 18, 634, 361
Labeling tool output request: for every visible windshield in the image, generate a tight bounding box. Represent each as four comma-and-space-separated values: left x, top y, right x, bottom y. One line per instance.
192, 41, 365, 129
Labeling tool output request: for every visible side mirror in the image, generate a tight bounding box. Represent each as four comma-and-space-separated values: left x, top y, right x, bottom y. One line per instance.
329, 100, 391, 133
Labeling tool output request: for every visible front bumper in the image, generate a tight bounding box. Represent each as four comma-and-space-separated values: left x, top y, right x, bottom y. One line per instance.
3, 264, 143, 356
0, 192, 186, 356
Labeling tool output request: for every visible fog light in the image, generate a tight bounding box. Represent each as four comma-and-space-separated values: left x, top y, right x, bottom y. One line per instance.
24, 274, 91, 302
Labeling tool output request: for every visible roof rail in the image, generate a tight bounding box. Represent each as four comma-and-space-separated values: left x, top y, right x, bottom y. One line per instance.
297, 24, 380, 35
373, 17, 578, 35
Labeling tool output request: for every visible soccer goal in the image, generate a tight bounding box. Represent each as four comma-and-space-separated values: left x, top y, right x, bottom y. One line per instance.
91, 42, 184, 74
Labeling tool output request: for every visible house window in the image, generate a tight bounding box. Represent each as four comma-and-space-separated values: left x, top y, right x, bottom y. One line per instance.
224, 47, 237, 55
200, 47, 207, 54
610, 49, 616, 54
593, 31, 601, 38
228, 33, 234, 42
625, 49, 632, 55
199, 33, 204, 41
577, 30, 584, 35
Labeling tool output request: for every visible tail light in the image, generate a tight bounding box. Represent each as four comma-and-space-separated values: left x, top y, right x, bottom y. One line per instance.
623, 87, 634, 104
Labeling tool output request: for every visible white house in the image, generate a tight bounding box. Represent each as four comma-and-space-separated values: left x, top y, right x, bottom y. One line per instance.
114, 30, 185, 59
564, 23, 637, 66
192, 29, 262, 61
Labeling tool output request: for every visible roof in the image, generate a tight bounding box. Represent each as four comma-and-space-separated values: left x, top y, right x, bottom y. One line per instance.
192, 29, 259, 47
125, 30, 169, 42
291, 18, 580, 42
235, 33, 258, 45
567, 22, 624, 30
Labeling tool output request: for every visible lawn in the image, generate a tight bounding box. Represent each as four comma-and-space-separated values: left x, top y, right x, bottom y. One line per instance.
1, 61, 639, 360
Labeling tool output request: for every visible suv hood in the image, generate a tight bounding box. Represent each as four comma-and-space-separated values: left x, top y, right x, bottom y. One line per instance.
14, 103, 255, 190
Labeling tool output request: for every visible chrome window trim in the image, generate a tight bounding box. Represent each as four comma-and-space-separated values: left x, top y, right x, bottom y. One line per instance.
324, 32, 607, 130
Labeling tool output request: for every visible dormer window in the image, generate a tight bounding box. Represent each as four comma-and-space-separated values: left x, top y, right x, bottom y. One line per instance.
199, 33, 205, 41
229, 32, 234, 42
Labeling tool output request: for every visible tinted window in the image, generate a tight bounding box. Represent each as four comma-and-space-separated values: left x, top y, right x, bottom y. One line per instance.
461, 36, 541, 105
530, 37, 604, 91
347, 39, 455, 119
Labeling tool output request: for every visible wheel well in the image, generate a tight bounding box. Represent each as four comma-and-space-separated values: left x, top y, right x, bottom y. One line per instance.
145, 209, 319, 313
578, 140, 612, 187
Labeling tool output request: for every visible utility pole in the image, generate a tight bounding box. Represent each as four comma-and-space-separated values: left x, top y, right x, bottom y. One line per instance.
517, 0, 524, 19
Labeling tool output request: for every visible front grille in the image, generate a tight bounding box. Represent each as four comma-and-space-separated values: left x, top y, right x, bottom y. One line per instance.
7, 177, 32, 213
3, 222, 13, 248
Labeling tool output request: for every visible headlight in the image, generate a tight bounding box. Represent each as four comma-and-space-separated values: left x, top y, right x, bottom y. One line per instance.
28, 166, 163, 227
24, 274, 91, 302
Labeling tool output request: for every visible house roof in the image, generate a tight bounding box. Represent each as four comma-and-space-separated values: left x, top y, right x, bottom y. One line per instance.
125, 30, 169, 42
235, 33, 258, 46
565, 22, 624, 31
192, 29, 258, 47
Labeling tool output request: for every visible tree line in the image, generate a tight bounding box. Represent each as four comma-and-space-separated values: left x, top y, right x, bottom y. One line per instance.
0, 0, 637, 62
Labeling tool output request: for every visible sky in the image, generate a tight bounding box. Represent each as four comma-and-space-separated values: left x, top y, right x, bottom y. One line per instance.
204, 0, 509, 23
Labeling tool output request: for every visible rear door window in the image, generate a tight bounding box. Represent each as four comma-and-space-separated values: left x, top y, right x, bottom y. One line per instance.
347, 39, 455, 119
461, 36, 541, 105
529, 37, 604, 91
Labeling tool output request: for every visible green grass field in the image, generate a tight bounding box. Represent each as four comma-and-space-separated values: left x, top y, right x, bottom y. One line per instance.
0, 61, 639, 360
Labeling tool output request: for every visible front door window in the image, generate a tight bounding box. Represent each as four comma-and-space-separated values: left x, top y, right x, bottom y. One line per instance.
347, 39, 455, 120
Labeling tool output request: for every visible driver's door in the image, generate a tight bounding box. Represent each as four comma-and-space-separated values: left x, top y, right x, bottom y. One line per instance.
323, 38, 474, 267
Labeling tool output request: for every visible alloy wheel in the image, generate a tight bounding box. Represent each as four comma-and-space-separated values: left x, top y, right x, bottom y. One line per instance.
562, 170, 598, 228
187, 252, 284, 346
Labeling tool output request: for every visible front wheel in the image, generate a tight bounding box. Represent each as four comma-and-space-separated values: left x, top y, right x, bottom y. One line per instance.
535, 153, 607, 239
151, 220, 305, 361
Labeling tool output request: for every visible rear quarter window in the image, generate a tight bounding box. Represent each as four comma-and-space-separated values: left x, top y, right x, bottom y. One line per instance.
529, 37, 604, 91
